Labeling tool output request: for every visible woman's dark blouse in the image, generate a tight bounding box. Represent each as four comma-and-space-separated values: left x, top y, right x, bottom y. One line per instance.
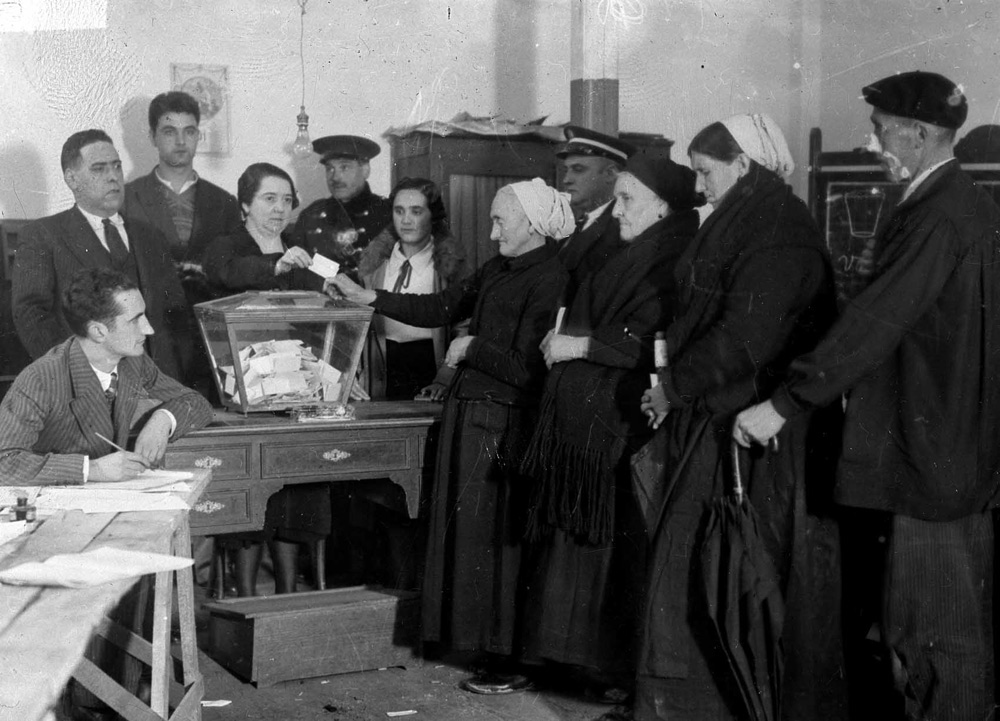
373, 243, 568, 407
202, 225, 321, 292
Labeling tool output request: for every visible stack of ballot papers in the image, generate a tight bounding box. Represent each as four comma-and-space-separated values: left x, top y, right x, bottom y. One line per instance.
219, 338, 343, 406
0, 546, 192, 587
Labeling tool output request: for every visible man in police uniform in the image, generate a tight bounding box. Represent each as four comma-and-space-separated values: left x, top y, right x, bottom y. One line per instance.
556, 125, 635, 304
291, 134, 392, 278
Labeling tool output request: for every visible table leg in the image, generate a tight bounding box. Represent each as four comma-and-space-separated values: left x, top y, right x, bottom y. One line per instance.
150, 570, 172, 718
173, 517, 200, 687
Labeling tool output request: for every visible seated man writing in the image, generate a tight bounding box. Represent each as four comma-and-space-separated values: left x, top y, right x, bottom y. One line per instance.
0, 267, 213, 484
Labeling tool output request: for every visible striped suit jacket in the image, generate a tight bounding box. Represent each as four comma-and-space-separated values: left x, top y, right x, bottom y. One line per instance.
0, 337, 213, 485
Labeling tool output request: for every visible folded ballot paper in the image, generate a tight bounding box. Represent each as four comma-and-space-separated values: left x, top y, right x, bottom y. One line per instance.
0, 546, 192, 588
220, 339, 343, 406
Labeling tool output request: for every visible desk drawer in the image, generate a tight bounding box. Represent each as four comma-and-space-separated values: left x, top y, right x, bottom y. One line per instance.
165, 444, 252, 480
191, 488, 251, 527
261, 437, 409, 478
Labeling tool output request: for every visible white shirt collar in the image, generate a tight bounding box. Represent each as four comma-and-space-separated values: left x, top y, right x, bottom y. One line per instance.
581, 199, 614, 231
77, 205, 125, 240
902, 157, 955, 202
90, 363, 119, 392
390, 239, 434, 269
154, 166, 199, 195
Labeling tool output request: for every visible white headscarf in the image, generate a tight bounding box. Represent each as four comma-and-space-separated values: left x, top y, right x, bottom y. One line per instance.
721, 113, 795, 179
505, 178, 575, 240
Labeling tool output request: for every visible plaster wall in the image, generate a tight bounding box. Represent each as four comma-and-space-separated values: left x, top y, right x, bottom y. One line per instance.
2, 0, 998, 223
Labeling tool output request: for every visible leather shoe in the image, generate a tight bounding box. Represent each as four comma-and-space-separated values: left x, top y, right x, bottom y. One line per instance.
460, 673, 535, 695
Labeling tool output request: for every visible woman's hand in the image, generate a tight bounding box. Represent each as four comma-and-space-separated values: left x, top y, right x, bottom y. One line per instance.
325, 274, 377, 305
733, 400, 786, 448
417, 382, 448, 402
640, 385, 670, 430
275, 246, 312, 275
543, 333, 590, 368
444, 336, 476, 368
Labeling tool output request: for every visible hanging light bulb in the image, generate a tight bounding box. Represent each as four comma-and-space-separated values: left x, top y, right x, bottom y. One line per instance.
291, 0, 313, 158
292, 105, 312, 158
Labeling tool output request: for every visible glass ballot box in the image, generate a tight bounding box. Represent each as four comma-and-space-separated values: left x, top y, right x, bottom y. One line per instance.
194, 291, 373, 414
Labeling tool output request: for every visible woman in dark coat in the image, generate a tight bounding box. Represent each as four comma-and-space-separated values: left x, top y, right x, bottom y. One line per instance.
519, 154, 703, 694
329, 178, 572, 692
202, 162, 329, 597
634, 115, 846, 721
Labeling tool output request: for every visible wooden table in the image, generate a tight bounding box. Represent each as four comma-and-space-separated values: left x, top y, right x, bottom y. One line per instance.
0, 471, 210, 721
165, 401, 442, 536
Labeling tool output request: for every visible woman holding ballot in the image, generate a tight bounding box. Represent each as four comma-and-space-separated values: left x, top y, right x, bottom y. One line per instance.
518, 152, 702, 699
329, 178, 570, 694
203, 162, 331, 596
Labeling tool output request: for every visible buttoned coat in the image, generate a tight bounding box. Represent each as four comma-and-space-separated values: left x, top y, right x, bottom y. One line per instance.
123, 170, 242, 263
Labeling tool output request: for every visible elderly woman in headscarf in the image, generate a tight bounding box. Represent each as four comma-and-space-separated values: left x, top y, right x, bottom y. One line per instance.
518, 153, 703, 699
631, 115, 846, 721
328, 178, 571, 692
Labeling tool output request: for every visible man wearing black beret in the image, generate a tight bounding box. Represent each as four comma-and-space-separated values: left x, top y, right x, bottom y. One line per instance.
736, 70, 1000, 719
290, 134, 392, 277
556, 125, 635, 305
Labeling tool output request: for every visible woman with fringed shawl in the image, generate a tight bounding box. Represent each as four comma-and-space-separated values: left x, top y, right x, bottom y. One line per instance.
519, 153, 703, 697
329, 178, 572, 694
631, 116, 847, 721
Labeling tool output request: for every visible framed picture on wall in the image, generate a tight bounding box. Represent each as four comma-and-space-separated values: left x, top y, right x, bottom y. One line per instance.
170, 63, 230, 156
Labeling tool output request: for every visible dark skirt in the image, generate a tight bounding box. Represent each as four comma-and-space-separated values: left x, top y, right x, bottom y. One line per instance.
636, 407, 846, 721
520, 458, 647, 681
385, 338, 438, 400
421, 397, 532, 655
226, 483, 332, 545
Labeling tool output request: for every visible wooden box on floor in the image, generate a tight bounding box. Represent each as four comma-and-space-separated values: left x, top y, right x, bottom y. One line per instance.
205, 586, 420, 687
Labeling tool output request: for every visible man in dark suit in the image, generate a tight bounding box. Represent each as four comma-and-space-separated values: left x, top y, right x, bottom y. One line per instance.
0, 267, 212, 485
736, 71, 1000, 720
556, 125, 635, 305
12, 129, 189, 381
290, 134, 391, 279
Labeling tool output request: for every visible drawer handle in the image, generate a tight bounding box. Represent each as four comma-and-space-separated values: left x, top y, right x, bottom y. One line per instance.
322, 449, 352, 462
194, 500, 224, 514
195, 456, 223, 469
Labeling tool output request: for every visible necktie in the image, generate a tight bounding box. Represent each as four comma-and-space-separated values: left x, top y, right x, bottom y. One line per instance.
102, 218, 130, 264
105, 371, 118, 412
574, 214, 588, 234
392, 259, 412, 293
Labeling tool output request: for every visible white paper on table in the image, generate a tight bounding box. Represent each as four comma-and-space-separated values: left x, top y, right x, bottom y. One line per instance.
312, 358, 342, 384
87, 469, 193, 492
322, 382, 342, 402
35, 488, 190, 514
246, 354, 275, 376
0, 521, 30, 547
0, 546, 192, 588
309, 253, 341, 280
244, 382, 265, 403
224, 373, 236, 397
238, 346, 253, 364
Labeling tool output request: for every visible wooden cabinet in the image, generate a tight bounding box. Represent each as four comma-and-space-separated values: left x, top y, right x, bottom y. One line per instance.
165, 401, 440, 536
390, 131, 674, 269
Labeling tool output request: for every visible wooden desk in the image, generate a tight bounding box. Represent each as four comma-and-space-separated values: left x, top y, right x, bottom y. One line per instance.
165, 401, 441, 536
0, 471, 210, 721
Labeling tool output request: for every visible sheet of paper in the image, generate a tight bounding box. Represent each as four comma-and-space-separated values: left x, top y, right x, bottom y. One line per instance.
309, 253, 341, 280
0, 521, 30, 547
35, 488, 190, 514
0, 546, 192, 588
86, 469, 193, 492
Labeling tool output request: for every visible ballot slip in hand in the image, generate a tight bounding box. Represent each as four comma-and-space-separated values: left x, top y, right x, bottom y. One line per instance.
309, 252, 341, 280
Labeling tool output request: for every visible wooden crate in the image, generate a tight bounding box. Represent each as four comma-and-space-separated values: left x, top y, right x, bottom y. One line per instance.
205, 586, 420, 686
